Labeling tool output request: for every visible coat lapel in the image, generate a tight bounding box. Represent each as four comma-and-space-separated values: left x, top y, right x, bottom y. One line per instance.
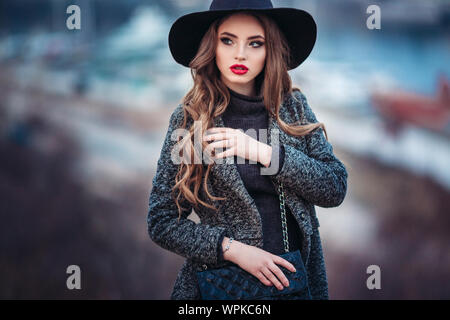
209, 114, 263, 239
210, 113, 247, 194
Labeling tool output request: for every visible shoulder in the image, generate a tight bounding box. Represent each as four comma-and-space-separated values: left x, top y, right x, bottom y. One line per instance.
168, 103, 193, 129
169, 103, 185, 125
280, 88, 317, 124
289, 88, 305, 111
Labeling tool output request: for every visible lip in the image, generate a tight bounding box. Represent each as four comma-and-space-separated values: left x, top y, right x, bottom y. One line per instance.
230, 64, 248, 75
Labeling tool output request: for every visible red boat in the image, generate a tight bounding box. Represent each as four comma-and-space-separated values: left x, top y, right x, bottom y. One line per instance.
371, 74, 450, 135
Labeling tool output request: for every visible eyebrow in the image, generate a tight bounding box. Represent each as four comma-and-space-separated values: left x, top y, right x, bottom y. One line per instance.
220, 32, 265, 40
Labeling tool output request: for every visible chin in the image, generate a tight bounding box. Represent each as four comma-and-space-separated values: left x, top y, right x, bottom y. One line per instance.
228, 75, 254, 83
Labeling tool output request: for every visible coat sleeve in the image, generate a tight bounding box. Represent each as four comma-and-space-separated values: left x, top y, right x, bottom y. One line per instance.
147, 104, 228, 265
272, 91, 348, 208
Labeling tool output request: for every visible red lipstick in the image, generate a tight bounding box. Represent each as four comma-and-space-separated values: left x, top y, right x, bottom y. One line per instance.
230, 64, 248, 75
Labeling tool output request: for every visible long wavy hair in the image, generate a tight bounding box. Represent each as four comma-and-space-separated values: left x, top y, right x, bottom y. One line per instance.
172, 11, 327, 221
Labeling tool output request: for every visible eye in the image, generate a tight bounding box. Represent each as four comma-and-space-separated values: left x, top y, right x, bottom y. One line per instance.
220, 37, 232, 45
220, 37, 264, 48
250, 41, 264, 48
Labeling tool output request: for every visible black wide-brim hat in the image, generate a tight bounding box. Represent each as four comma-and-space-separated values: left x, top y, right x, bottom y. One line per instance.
168, 0, 317, 71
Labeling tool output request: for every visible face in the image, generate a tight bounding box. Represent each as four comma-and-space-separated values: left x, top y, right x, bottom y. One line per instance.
215, 13, 266, 96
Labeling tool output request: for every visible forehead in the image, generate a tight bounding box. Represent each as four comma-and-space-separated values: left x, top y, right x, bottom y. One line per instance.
218, 13, 264, 36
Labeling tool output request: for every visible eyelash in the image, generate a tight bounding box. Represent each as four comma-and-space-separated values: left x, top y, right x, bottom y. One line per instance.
220, 37, 264, 48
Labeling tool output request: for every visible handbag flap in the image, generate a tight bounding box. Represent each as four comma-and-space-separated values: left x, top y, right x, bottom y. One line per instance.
196, 250, 311, 300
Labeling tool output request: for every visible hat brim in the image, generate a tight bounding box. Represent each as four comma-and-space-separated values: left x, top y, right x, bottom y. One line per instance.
168, 7, 317, 70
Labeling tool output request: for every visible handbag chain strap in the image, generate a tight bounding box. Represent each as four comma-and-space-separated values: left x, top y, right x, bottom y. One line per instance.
277, 181, 290, 253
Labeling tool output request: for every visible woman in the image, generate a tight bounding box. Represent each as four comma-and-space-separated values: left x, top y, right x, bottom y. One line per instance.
148, 0, 348, 300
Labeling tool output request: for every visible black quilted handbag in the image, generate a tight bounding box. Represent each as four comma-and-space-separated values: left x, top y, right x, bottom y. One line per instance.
196, 182, 312, 300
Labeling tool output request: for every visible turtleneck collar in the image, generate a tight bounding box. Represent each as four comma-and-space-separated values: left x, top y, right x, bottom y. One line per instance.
225, 86, 266, 116
227, 86, 263, 102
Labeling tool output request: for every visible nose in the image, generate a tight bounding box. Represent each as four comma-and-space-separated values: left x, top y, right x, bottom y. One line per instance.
235, 42, 247, 61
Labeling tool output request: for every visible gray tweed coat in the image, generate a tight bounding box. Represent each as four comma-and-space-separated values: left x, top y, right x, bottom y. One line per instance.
147, 90, 348, 300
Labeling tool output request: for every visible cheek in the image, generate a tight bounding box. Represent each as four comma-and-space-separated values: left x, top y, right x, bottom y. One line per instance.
255, 50, 266, 69
215, 47, 227, 69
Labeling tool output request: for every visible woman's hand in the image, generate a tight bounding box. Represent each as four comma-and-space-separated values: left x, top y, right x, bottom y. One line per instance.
222, 237, 297, 290
203, 127, 272, 167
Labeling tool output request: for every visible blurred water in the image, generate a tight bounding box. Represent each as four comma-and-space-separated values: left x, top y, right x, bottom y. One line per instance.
318, 108, 450, 190
1, 2, 448, 183
315, 27, 450, 95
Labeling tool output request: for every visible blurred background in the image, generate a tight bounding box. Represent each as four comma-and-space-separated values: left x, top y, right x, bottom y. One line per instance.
0, 0, 449, 299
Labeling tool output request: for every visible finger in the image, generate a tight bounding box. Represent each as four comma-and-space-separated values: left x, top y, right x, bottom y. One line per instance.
261, 267, 284, 290
214, 146, 235, 159
268, 262, 290, 287
205, 127, 230, 136
211, 139, 232, 149
204, 133, 228, 142
207, 127, 231, 133
255, 271, 272, 287
205, 140, 231, 154
206, 128, 237, 140
273, 256, 296, 273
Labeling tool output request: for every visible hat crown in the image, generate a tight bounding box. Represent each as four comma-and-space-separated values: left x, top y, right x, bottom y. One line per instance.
209, 0, 273, 11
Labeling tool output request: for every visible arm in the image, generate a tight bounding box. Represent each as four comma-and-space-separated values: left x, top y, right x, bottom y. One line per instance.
259, 142, 285, 175
271, 91, 348, 208
147, 104, 228, 265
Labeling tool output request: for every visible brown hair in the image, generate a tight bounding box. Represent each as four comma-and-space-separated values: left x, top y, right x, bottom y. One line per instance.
172, 11, 327, 220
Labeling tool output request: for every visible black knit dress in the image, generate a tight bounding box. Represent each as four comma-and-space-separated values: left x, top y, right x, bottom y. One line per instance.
217, 86, 303, 261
